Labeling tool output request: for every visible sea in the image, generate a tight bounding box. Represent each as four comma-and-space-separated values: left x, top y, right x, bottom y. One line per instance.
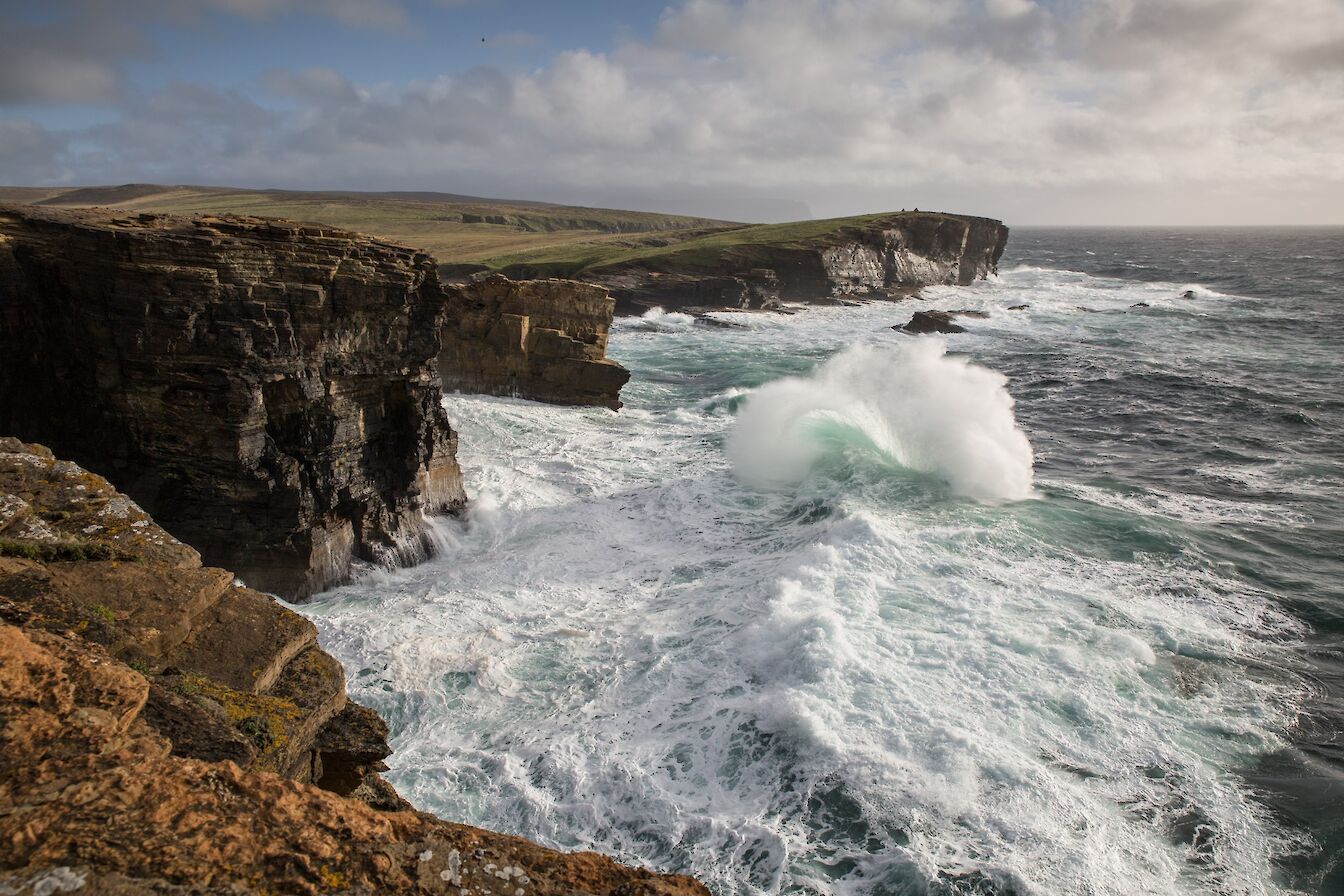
297, 227, 1344, 895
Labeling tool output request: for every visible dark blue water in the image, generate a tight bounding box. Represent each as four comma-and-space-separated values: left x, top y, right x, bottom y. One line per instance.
1003, 228, 1344, 894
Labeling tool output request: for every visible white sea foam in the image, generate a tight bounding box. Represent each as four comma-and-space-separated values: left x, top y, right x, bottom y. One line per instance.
298, 264, 1313, 896
727, 340, 1036, 501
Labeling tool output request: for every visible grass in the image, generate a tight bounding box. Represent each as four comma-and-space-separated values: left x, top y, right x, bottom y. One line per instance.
14, 183, 731, 264
487, 210, 950, 278
8, 183, 966, 280
0, 538, 139, 562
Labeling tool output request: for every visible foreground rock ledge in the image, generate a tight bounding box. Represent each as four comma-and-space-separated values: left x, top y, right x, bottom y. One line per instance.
0, 438, 708, 896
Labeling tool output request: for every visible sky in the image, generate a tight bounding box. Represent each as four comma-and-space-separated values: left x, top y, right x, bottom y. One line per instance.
1, 0, 1342, 225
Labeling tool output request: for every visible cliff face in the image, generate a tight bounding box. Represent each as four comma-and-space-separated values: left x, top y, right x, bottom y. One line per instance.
583, 212, 1010, 312
0, 438, 708, 896
439, 275, 630, 410
0, 205, 466, 600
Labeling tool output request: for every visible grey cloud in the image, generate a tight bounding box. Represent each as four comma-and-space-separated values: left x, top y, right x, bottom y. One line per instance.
0, 7, 148, 105
262, 68, 362, 104
0, 119, 72, 182
4, 0, 1344, 224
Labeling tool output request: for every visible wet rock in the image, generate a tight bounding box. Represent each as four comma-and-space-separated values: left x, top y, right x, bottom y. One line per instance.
1130, 302, 1150, 308
897, 310, 967, 334
1008, 303, 1030, 311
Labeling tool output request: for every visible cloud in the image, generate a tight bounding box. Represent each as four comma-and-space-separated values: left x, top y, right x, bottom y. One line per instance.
201, 0, 409, 29
2, 0, 1343, 223
0, 7, 148, 105
262, 68, 362, 104
0, 120, 73, 182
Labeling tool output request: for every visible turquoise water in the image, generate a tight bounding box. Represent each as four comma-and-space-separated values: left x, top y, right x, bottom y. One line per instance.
301, 229, 1344, 895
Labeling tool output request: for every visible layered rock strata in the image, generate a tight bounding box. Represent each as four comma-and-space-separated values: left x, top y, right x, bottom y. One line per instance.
0, 437, 394, 798
571, 212, 1010, 313
439, 275, 630, 410
0, 205, 466, 599
0, 439, 708, 896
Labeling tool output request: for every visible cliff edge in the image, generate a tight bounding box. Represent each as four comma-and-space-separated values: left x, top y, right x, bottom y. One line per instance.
440, 275, 630, 410
0, 437, 707, 896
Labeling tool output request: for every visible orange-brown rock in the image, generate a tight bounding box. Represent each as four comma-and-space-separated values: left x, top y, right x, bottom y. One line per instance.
0, 622, 709, 896
0, 438, 707, 895
440, 275, 630, 410
0, 437, 387, 791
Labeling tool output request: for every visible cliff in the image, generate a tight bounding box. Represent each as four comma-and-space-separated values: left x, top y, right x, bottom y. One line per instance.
0, 205, 626, 601
439, 275, 630, 410
492, 211, 1010, 313
0, 204, 465, 599
0, 438, 708, 896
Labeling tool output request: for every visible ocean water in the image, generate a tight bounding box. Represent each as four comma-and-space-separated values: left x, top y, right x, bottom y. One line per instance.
299, 228, 1344, 895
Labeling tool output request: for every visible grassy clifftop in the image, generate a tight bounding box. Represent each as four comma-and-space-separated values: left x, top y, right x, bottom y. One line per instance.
4, 183, 731, 264
6, 184, 994, 286
485, 210, 972, 279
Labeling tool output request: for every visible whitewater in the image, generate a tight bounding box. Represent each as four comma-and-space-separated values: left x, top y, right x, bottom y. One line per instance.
299, 228, 1344, 895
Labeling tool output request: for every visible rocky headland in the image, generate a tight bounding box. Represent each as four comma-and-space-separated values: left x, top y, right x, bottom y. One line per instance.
0, 438, 707, 895
497, 211, 1010, 313
0, 199, 1007, 894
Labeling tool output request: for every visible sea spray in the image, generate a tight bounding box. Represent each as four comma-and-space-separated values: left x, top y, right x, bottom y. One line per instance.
300, 241, 1341, 894
726, 339, 1036, 501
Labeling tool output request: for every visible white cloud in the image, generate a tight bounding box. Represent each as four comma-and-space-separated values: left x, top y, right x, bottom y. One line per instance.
2, 0, 1343, 223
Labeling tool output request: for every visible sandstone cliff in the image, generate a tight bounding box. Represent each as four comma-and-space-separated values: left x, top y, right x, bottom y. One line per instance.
0, 438, 707, 896
0, 205, 466, 599
439, 275, 630, 410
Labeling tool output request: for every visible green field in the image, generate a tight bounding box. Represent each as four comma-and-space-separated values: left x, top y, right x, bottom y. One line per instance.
1, 184, 947, 280
485, 211, 942, 278
1, 184, 733, 265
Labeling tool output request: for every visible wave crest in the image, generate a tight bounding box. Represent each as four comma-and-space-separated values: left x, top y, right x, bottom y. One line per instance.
727, 340, 1035, 501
